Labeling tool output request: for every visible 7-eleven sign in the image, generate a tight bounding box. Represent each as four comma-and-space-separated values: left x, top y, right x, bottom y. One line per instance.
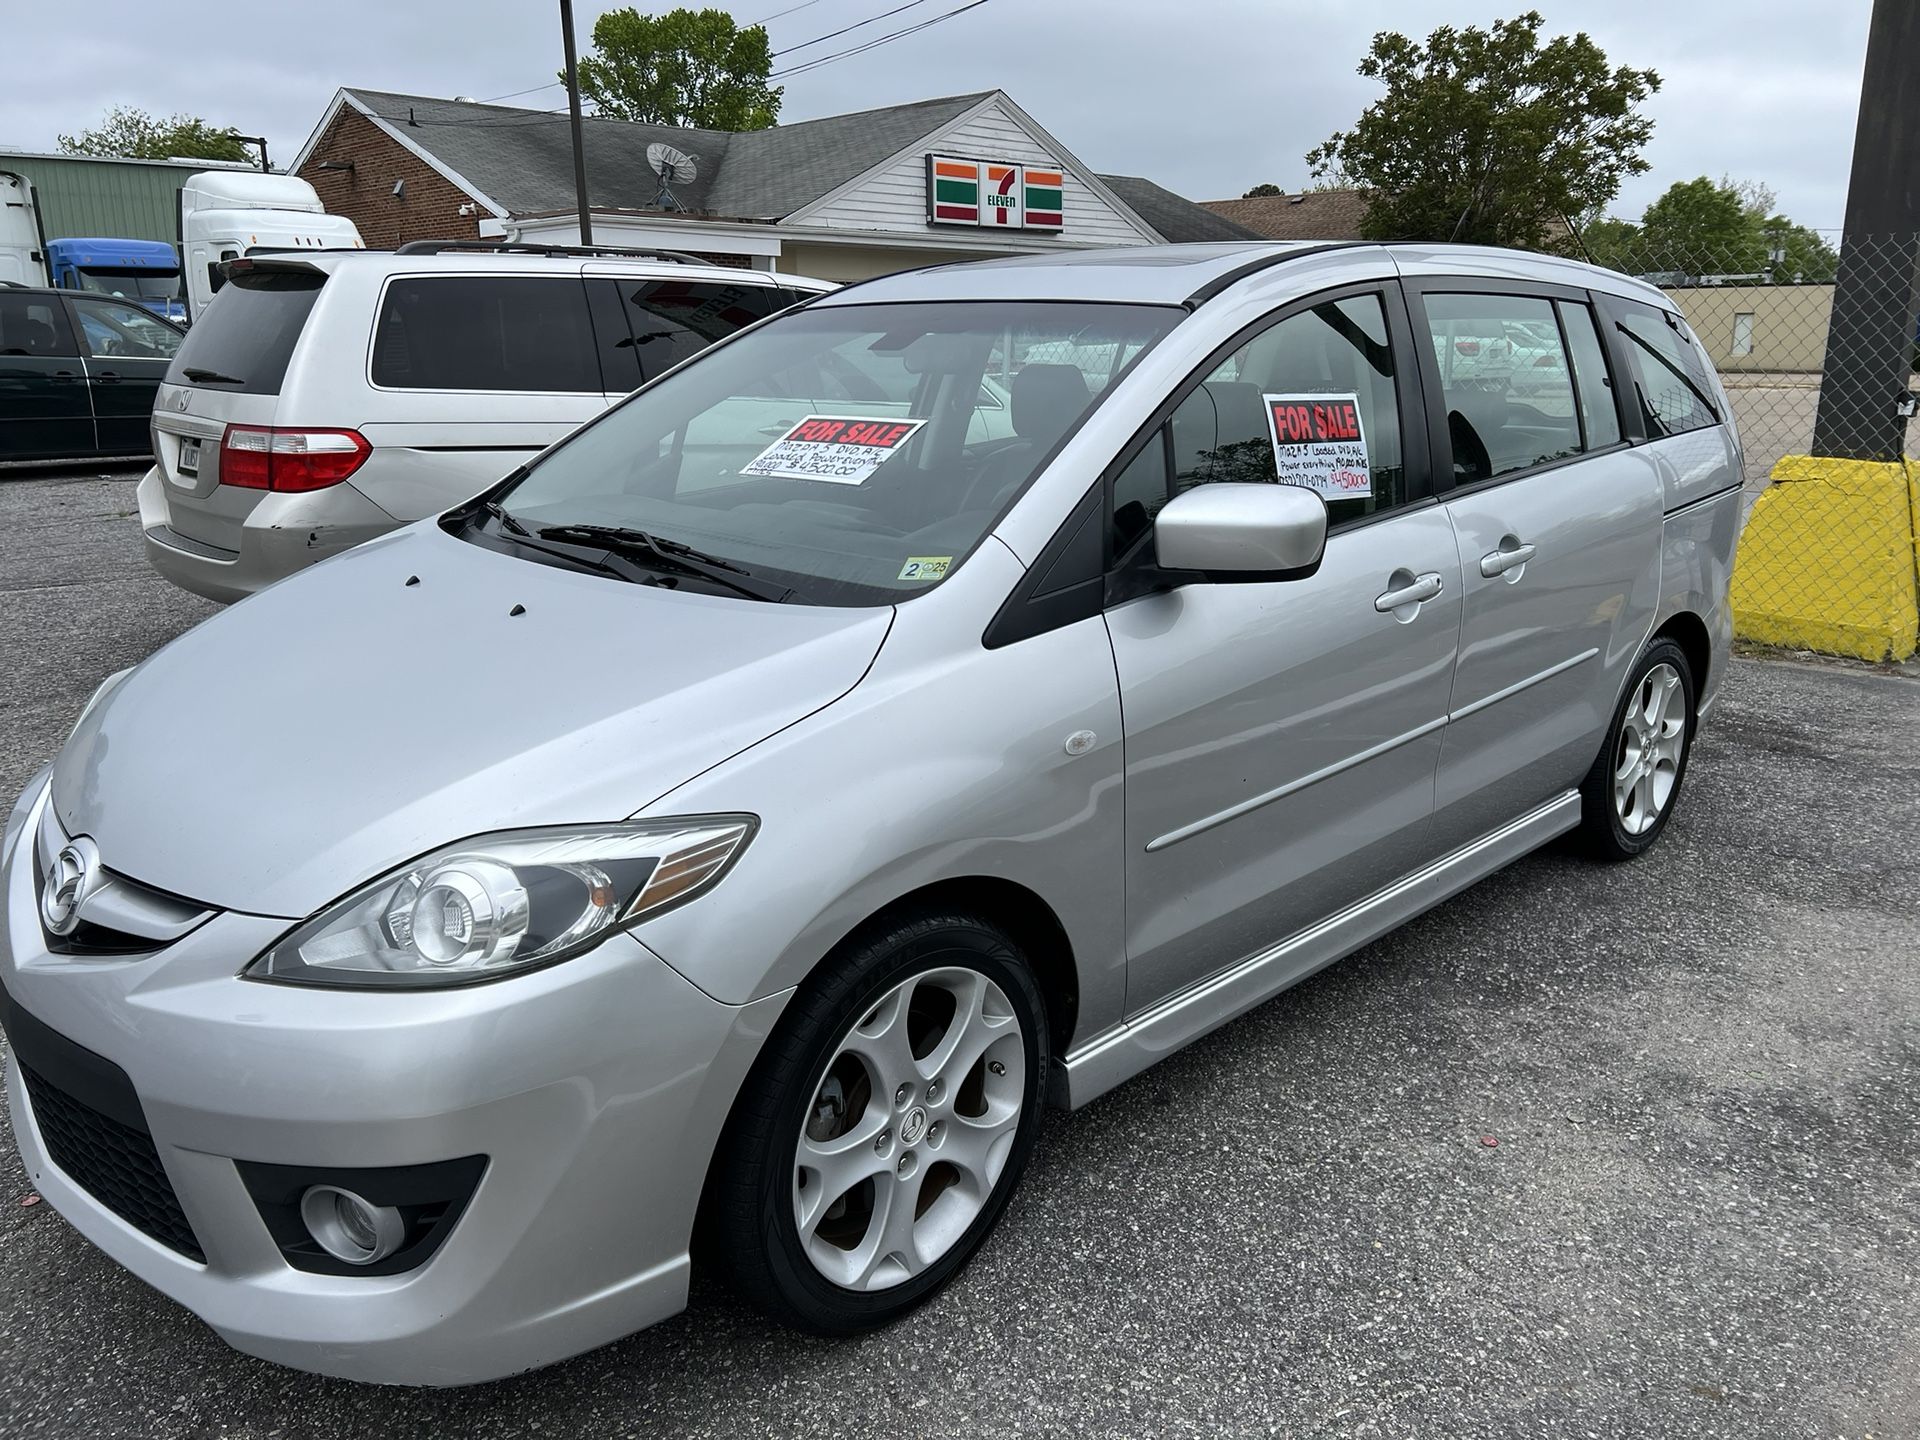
928, 155, 1061, 233
982, 162, 1024, 227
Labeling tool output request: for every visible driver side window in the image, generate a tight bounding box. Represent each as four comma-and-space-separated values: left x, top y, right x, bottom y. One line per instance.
67, 297, 180, 360
1109, 289, 1409, 556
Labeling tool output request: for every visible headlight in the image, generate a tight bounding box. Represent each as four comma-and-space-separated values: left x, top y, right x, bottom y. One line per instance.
245, 816, 755, 989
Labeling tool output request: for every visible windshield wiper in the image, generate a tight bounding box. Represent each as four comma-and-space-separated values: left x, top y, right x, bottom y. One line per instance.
481, 499, 530, 537
180, 366, 244, 385
538, 524, 793, 602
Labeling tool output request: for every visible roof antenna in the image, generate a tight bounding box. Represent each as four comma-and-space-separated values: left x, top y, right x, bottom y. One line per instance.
647, 142, 699, 212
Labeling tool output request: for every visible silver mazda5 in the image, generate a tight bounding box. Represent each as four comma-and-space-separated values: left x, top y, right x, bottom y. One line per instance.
0, 242, 1740, 1385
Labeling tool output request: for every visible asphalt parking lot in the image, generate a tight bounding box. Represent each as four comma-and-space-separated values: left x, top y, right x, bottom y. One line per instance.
1, 465, 1916, 1439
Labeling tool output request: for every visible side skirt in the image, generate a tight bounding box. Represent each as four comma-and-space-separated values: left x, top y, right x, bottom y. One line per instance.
1051, 790, 1581, 1109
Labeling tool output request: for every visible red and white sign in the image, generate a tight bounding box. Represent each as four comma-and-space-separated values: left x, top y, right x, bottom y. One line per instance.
741, 414, 927, 485
1262, 392, 1372, 500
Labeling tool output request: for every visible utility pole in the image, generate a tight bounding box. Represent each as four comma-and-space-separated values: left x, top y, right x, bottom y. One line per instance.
1810, 0, 1920, 459
560, 0, 594, 246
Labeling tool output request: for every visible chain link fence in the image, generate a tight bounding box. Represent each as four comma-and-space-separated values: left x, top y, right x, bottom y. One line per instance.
1599, 234, 1920, 661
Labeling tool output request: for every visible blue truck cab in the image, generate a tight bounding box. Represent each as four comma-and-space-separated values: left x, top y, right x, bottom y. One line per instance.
45, 238, 187, 324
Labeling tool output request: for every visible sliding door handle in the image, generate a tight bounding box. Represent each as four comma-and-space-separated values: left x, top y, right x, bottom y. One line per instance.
1480, 540, 1536, 578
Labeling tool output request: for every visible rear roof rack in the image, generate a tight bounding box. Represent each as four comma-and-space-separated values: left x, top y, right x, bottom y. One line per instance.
393, 239, 716, 267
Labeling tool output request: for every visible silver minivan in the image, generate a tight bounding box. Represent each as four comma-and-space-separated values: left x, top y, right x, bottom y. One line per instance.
2, 242, 1739, 1386
137, 244, 830, 601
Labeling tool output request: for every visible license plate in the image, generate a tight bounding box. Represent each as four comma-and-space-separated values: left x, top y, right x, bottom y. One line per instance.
176, 437, 200, 479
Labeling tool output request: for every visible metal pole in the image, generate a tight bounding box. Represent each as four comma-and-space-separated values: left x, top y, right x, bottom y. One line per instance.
560, 0, 594, 246
1810, 0, 1920, 460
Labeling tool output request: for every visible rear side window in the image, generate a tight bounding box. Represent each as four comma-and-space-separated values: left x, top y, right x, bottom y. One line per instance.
167, 270, 323, 394
613, 279, 801, 383
1422, 292, 1582, 482
372, 276, 600, 393
1614, 302, 1720, 438
0, 293, 77, 357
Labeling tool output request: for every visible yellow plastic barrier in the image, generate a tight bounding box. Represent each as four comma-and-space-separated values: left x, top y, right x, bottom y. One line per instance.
1731, 455, 1920, 661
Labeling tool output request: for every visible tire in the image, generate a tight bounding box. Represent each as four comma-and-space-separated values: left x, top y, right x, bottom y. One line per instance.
711, 909, 1049, 1333
1575, 638, 1696, 860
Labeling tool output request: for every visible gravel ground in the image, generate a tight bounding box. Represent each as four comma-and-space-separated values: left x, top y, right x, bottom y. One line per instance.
0, 467, 1916, 1439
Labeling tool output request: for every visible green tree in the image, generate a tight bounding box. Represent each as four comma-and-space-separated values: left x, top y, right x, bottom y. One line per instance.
1307, 11, 1659, 249
1759, 215, 1838, 283
1638, 176, 1764, 269
1242, 183, 1283, 198
1578, 214, 1645, 271
56, 106, 250, 162
572, 6, 780, 130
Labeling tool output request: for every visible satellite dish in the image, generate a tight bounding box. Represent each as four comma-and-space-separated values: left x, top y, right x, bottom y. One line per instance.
647, 143, 699, 211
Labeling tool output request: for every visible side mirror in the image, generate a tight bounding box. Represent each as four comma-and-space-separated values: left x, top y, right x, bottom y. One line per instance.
1153, 482, 1328, 582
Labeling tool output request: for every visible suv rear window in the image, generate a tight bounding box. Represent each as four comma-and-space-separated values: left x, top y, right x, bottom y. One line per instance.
165, 270, 324, 394
372, 276, 601, 393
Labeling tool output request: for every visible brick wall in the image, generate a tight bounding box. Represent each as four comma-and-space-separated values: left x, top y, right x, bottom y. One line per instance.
296, 105, 484, 250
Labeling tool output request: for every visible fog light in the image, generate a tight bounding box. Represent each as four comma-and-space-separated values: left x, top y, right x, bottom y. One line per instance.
300, 1185, 405, 1266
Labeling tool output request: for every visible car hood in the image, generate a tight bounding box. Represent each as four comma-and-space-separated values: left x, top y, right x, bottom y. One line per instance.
53, 524, 892, 918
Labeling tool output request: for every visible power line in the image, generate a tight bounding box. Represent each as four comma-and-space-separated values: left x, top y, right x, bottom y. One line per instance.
769, 0, 998, 78
480, 81, 565, 103
774, 0, 938, 56
754, 0, 831, 19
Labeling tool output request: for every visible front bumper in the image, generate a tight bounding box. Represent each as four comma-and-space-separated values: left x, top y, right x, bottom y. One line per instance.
137, 467, 400, 604
0, 783, 787, 1385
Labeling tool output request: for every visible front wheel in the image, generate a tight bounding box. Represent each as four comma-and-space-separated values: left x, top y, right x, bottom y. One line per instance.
711, 911, 1048, 1332
1576, 639, 1695, 860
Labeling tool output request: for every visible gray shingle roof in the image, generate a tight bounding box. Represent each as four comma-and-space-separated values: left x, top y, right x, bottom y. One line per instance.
1095, 175, 1263, 244
344, 88, 990, 221
711, 92, 989, 218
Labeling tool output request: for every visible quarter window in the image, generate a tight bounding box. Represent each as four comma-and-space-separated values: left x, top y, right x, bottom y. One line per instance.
1558, 300, 1621, 449
372, 276, 601, 393
1615, 302, 1720, 437
1424, 293, 1582, 482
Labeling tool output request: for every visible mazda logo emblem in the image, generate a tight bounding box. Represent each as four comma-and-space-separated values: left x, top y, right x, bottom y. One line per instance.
172, 392, 190, 412
40, 837, 101, 937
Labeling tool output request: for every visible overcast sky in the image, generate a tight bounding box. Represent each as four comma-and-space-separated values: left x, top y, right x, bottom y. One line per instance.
0, 0, 1870, 229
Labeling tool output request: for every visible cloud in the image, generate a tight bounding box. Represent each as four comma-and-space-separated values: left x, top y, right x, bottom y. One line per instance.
0, 0, 1866, 230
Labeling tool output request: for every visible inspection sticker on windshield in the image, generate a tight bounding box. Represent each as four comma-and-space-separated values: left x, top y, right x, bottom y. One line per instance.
1262, 393, 1372, 500
898, 555, 952, 582
741, 415, 927, 486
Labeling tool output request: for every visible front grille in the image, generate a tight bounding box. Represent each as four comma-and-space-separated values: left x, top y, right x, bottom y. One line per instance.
20, 1063, 205, 1262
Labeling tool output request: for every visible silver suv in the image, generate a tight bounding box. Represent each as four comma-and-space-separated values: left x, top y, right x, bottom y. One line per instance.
4, 242, 1738, 1385
137, 243, 829, 600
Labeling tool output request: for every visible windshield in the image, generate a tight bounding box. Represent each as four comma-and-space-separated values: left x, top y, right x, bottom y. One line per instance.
492, 300, 1180, 605
78, 268, 182, 302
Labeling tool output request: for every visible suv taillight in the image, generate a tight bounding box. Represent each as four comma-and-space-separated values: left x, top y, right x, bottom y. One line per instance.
219, 426, 371, 493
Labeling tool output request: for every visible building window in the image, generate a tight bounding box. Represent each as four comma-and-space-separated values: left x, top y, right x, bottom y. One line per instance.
1731, 311, 1755, 357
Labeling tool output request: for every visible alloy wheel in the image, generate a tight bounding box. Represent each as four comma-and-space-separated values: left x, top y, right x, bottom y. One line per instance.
793, 966, 1025, 1291
1613, 661, 1686, 835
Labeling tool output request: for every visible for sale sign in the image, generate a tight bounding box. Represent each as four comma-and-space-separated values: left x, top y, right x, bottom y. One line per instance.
741, 414, 927, 486
1261, 392, 1373, 500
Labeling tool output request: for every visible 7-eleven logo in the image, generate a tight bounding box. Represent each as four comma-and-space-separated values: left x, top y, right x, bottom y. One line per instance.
983, 163, 1024, 227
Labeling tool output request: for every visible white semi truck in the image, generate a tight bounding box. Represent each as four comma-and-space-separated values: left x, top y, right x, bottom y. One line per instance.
180, 171, 363, 320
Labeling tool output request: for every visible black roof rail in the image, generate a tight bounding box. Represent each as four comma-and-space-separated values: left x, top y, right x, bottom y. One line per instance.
1183, 242, 1369, 308
393, 239, 715, 266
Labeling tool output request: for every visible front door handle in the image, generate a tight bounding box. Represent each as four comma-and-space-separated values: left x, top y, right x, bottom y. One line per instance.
1480, 540, 1536, 578
1374, 569, 1445, 615
92, 371, 123, 384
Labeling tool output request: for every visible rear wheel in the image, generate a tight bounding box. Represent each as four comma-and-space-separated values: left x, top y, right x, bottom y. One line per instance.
713, 911, 1047, 1332
1576, 639, 1695, 860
